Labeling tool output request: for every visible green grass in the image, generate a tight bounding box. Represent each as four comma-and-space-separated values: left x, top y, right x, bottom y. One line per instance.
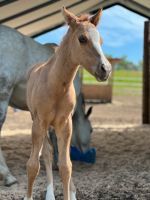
82, 69, 142, 96
114, 70, 142, 78
113, 70, 142, 95
82, 69, 109, 84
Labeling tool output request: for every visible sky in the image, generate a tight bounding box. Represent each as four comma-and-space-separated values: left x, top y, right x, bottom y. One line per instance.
35, 5, 148, 65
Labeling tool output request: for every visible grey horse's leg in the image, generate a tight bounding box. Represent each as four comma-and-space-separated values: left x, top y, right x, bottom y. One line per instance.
0, 78, 17, 186
0, 149, 17, 186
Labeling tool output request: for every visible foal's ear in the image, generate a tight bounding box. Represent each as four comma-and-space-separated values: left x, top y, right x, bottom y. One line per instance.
89, 8, 102, 26
62, 7, 78, 27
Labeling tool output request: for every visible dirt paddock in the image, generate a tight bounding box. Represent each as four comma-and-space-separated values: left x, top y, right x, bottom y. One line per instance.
0, 96, 150, 200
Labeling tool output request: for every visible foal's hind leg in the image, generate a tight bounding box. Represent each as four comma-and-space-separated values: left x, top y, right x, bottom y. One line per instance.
24, 118, 46, 200
42, 136, 55, 200
48, 128, 58, 170
56, 117, 76, 200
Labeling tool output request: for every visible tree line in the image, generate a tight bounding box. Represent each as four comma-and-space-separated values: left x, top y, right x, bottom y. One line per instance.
107, 55, 143, 71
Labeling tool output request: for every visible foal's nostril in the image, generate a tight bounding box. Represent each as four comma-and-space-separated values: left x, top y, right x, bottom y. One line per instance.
101, 64, 106, 73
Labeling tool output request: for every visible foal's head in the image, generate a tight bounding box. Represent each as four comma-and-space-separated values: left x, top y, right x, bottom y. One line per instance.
62, 7, 112, 81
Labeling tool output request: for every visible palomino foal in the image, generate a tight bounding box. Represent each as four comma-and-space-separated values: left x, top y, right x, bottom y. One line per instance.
25, 7, 111, 200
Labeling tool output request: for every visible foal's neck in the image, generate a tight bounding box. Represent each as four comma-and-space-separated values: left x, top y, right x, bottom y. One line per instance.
48, 29, 79, 88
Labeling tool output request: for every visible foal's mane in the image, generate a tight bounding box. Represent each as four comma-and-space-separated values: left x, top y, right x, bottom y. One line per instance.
77, 14, 90, 22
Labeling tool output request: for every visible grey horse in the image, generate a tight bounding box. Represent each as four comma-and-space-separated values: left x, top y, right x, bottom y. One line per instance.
0, 25, 92, 186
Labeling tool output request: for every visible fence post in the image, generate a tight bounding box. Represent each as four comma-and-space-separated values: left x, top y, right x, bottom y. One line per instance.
143, 21, 150, 124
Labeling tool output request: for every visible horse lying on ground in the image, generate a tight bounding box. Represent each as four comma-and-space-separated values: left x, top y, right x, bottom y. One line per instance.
0, 27, 92, 186
25, 7, 111, 200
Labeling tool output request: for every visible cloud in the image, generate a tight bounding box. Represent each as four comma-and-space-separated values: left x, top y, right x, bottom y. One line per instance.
99, 5, 147, 47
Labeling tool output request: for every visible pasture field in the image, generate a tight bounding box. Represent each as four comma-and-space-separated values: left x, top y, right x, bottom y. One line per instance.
82, 69, 142, 96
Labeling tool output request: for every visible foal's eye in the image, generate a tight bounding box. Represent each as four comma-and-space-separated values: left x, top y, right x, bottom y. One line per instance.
78, 35, 88, 44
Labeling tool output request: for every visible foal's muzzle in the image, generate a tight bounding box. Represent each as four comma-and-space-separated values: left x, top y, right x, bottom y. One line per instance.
95, 63, 112, 82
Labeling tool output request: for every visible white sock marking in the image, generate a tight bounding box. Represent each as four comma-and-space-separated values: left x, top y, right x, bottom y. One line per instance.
70, 191, 77, 200
24, 197, 33, 200
45, 184, 55, 200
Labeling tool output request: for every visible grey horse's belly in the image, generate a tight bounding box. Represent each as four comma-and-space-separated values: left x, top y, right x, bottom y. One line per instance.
9, 81, 28, 111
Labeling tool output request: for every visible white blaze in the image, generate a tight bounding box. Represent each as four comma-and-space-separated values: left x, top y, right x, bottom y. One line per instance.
88, 28, 110, 67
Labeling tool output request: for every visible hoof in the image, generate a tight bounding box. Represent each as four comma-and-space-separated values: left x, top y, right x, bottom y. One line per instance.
24, 197, 33, 200
4, 174, 17, 186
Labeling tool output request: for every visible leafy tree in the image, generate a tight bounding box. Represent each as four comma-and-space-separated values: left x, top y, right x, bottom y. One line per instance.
105, 54, 142, 71
115, 56, 142, 71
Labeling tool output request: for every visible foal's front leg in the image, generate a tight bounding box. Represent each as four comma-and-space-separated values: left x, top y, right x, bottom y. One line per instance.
56, 117, 76, 200
24, 118, 46, 200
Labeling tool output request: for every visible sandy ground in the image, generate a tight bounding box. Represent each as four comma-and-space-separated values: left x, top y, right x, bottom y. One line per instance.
0, 95, 150, 200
